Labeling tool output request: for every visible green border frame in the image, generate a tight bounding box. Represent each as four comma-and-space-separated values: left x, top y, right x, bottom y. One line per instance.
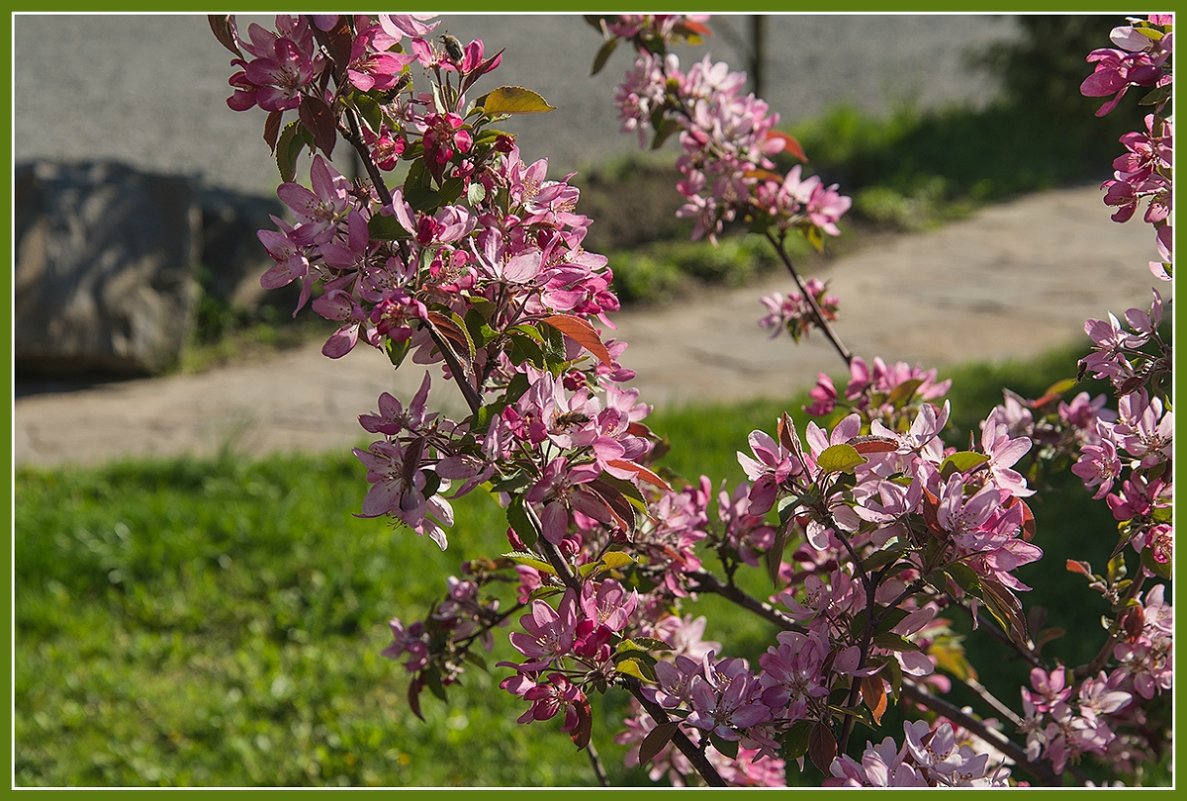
3, 2, 1180, 797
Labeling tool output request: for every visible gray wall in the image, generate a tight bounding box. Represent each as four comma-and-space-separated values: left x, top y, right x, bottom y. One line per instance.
14, 14, 1018, 195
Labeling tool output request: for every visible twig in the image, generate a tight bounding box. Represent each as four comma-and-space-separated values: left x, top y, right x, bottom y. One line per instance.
342, 105, 394, 207
685, 570, 806, 634
965, 677, 1024, 728
1079, 573, 1146, 679
956, 602, 1044, 670
586, 737, 610, 787
764, 231, 854, 367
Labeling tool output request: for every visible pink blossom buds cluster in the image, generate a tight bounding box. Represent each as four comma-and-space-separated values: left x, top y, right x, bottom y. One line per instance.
595, 16, 849, 245
828, 720, 1012, 786
758, 279, 840, 344
1081, 15, 1175, 280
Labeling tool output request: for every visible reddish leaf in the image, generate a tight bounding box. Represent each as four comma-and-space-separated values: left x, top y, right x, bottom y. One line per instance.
626, 421, 655, 439
848, 435, 899, 454
263, 110, 283, 153
1019, 499, 1036, 542
311, 16, 353, 77
588, 480, 638, 534
1066, 559, 1093, 576
607, 460, 671, 492
766, 130, 808, 162
921, 488, 941, 533
638, 720, 680, 766
777, 412, 797, 452
678, 20, 713, 37
407, 675, 425, 721
743, 168, 784, 183
860, 675, 888, 726
208, 15, 241, 57
808, 722, 838, 774
541, 314, 613, 366
299, 95, 337, 157
569, 696, 593, 750
426, 311, 473, 360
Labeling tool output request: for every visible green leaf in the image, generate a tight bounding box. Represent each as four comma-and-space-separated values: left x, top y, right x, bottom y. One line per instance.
817, 443, 867, 474
872, 633, 919, 652
615, 657, 656, 683
943, 562, 982, 596
1139, 84, 1172, 107
1141, 547, 1172, 581
861, 544, 907, 573
479, 86, 556, 114
628, 637, 674, 652
939, 451, 990, 479
638, 721, 679, 766
402, 159, 437, 212
1043, 377, 1079, 397
506, 497, 541, 548
353, 92, 384, 133
507, 333, 545, 368
368, 212, 409, 241
275, 120, 311, 183
466, 182, 487, 205
474, 128, 513, 147
781, 720, 813, 761
710, 732, 739, 760
501, 551, 555, 575
886, 378, 924, 406
650, 117, 683, 150
590, 37, 619, 76
384, 337, 412, 369
601, 551, 635, 570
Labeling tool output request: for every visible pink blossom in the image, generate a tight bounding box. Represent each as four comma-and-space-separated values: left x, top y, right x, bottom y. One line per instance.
508, 591, 578, 671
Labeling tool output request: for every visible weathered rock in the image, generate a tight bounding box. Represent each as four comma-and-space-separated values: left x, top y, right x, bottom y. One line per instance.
15, 160, 201, 375
196, 185, 288, 311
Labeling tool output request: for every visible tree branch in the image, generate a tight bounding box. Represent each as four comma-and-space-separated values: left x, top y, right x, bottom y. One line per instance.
685, 569, 806, 634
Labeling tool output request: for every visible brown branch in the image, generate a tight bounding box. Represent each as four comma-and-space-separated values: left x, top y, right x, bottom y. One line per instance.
342, 105, 394, 207
685, 570, 806, 634
585, 737, 610, 787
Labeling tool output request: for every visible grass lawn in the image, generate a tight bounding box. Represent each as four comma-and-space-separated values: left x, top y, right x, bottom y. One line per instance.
13, 343, 1152, 786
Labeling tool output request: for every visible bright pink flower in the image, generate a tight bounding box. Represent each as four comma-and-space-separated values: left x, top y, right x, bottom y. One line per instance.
508, 591, 578, 671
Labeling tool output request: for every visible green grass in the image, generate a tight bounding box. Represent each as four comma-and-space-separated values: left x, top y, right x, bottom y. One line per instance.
14, 343, 1158, 786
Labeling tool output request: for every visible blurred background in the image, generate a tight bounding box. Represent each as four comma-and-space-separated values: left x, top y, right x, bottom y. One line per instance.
13, 13, 1166, 787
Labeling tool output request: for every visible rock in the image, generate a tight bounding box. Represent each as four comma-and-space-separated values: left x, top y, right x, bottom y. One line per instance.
15, 160, 201, 376
196, 185, 289, 311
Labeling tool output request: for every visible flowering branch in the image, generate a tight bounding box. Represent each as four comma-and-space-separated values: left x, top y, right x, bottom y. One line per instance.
765, 231, 853, 366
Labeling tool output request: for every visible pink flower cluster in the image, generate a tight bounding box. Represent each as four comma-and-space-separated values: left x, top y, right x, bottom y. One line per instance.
1081, 15, 1175, 280
757, 278, 839, 344
828, 720, 1012, 786
604, 18, 850, 243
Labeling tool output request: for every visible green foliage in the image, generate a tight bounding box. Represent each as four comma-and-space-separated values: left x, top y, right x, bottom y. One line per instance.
14, 344, 1150, 785
608, 235, 787, 306
786, 90, 1129, 232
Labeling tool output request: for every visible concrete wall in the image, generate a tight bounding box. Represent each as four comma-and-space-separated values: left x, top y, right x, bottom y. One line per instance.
14, 13, 1020, 194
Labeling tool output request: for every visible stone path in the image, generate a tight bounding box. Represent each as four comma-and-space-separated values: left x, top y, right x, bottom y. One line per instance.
13, 186, 1160, 469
